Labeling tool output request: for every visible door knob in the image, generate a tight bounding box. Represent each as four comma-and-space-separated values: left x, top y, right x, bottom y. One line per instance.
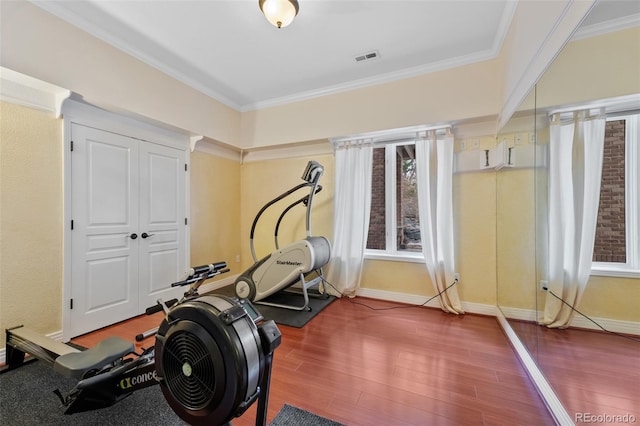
130, 233, 138, 240
141, 232, 154, 239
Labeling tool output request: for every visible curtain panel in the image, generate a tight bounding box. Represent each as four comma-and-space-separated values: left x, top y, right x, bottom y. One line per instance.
543, 110, 606, 328
416, 131, 464, 314
325, 141, 373, 297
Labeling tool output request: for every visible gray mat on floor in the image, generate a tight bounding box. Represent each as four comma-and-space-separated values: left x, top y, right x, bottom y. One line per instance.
270, 404, 345, 426
0, 360, 185, 425
208, 284, 336, 328
0, 361, 343, 425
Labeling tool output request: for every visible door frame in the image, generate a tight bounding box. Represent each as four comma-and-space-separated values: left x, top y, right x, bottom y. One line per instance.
61, 99, 190, 341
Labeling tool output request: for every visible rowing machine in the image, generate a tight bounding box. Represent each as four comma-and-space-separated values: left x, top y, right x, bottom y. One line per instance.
2, 261, 282, 425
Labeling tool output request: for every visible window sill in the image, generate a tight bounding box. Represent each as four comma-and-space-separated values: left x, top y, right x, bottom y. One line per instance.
590, 266, 640, 279
364, 252, 424, 263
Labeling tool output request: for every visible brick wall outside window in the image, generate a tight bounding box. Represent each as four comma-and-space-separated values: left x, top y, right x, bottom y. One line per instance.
367, 148, 386, 249
593, 119, 626, 263
366, 145, 421, 252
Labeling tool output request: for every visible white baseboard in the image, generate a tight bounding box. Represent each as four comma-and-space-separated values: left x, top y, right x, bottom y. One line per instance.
570, 315, 640, 335
499, 306, 541, 323
500, 305, 640, 336
355, 287, 498, 316
357, 289, 640, 336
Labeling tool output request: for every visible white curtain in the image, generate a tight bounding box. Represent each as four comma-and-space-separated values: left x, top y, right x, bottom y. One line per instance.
415, 131, 464, 314
543, 110, 606, 328
325, 141, 373, 297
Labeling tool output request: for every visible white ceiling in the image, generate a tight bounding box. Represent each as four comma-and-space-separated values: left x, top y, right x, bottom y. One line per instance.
32, 0, 639, 112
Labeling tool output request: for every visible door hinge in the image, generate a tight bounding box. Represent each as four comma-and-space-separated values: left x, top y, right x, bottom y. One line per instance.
185, 218, 188, 225
70, 140, 74, 152
70, 299, 74, 310
185, 163, 188, 172
71, 220, 74, 230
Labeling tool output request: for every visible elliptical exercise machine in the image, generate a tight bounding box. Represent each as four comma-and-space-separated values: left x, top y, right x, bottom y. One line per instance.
234, 161, 331, 311
2, 262, 281, 426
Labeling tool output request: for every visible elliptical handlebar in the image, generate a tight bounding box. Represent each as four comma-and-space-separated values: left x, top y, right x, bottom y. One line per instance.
249, 161, 325, 262
274, 185, 323, 250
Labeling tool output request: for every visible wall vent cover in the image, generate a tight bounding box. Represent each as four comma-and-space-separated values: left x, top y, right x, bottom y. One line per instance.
355, 50, 380, 63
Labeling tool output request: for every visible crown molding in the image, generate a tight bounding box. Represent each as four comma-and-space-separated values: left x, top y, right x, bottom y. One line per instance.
193, 138, 242, 162
242, 48, 499, 112
0, 67, 71, 117
241, 139, 332, 164
571, 13, 640, 41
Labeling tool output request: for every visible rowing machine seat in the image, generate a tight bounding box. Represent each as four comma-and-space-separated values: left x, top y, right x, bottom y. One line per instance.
54, 337, 135, 379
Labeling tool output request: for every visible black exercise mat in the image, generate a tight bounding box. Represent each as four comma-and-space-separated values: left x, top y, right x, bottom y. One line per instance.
208, 285, 336, 328
0, 362, 343, 425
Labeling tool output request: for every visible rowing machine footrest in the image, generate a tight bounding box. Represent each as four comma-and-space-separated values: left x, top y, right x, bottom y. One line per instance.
53, 337, 134, 379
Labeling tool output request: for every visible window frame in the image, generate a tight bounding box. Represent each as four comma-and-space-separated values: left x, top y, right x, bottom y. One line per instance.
365, 141, 424, 263
591, 113, 640, 278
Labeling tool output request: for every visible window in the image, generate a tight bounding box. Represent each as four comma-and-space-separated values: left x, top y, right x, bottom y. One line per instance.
591, 113, 640, 277
366, 142, 423, 261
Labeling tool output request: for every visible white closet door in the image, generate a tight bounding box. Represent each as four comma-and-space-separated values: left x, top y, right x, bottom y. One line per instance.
69, 125, 187, 338
138, 141, 187, 309
70, 124, 139, 337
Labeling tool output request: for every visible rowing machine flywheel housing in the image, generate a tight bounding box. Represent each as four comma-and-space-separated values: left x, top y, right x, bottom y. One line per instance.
155, 295, 273, 426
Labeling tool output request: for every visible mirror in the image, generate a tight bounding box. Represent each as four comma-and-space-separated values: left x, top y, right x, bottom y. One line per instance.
496, 86, 539, 358
497, 1, 639, 422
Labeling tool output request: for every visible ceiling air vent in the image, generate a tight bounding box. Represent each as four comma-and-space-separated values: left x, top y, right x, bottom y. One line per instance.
355, 50, 379, 63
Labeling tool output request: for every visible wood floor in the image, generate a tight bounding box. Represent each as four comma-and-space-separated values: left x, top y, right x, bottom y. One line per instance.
72, 297, 555, 426
509, 320, 640, 423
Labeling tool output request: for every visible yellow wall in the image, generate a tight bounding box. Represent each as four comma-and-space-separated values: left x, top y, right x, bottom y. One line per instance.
361, 260, 430, 296
241, 59, 501, 148
581, 276, 640, 322
536, 27, 640, 110
0, 101, 63, 338
189, 152, 242, 275
496, 167, 536, 311
453, 168, 498, 306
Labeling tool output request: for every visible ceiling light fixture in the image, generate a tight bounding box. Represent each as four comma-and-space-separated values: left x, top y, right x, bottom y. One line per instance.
259, 0, 299, 29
